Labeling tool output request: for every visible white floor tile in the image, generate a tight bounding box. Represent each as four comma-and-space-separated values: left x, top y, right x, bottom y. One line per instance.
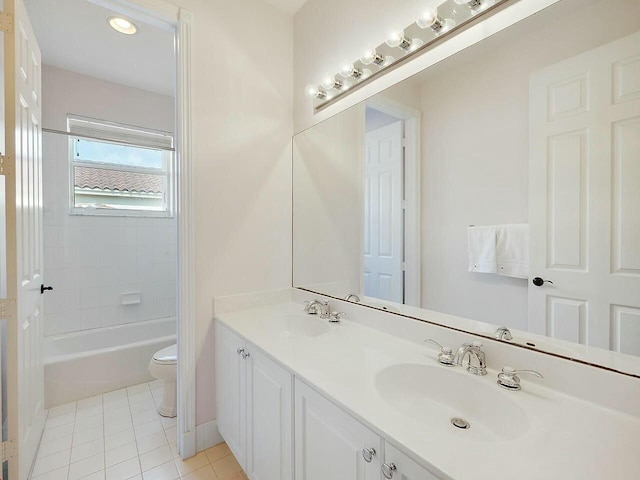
159, 416, 176, 429
127, 384, 150, 395
134, 419, 163, 439
80, 471, 106, 480
139, 444, 173, 472
163, 426, 177, 446
31, 449, 71, 477
41, 423, 75, 442
74, 413, 104, 433
71, 437, 105, 463
73, 424, 104, 447
106, 457, 141, 480
136, 431, 168, 455
31, 464, 69, 480
105, 428, 136, 451
105, 416, 134, 436
104, 405, 132, 422
141, 460, 179, 480
68, 452, 104, 480
37, 435, 73, 459
104, 388, 128, 403
132, 410, 160, 427
76, 405, 103, 420
106, 441, 138, 468
45, 411, 76, 429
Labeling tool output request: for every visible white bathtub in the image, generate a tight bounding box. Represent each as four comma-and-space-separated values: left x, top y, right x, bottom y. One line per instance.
44, 318, 176, 408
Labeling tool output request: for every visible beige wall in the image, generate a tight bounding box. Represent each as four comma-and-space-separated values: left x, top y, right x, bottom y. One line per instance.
169, 0, 293, 426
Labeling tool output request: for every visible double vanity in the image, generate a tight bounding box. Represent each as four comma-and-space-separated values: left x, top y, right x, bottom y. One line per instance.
214, 294, 640, 480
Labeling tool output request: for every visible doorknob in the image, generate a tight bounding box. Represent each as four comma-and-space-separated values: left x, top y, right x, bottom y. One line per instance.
532, 277, 553, 287
40, 284, 53, 294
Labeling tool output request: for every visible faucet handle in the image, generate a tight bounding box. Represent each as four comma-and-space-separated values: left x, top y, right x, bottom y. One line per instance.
424, 339, 455, 366
329, 311, 345, 323
497, 366, 543, 391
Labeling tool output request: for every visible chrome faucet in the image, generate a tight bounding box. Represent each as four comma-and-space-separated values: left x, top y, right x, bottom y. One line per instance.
304, 299, 330, 319
495, 327, 513, 340
344, 293, 361, 303
497, 366, 543, 391
454, 341, 487, 375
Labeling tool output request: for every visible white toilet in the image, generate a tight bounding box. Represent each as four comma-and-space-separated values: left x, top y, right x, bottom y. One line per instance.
148, 344, 177, 417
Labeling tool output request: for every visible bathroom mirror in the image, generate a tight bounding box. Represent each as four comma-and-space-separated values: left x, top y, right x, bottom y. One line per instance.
293, 0, 640, 376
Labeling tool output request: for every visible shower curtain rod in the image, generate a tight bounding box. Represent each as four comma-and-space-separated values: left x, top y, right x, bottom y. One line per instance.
42, 127, 176, 152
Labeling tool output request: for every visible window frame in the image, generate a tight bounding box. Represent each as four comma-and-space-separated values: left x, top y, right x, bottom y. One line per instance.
67, 115, 175, 218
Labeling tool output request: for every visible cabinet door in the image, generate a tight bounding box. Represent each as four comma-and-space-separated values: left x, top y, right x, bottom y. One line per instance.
215, 321, 247, 467
383, 442, 442, 480
246, 349, 293, 480
295, 379, 382, 480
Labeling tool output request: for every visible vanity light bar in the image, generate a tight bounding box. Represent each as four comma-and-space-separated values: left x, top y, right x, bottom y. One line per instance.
306, 0, 507, 111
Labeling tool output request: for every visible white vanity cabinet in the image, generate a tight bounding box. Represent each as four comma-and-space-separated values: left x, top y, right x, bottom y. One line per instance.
294, 379, 383, 480
382, 442, 443, 480
215, 322, 293, 480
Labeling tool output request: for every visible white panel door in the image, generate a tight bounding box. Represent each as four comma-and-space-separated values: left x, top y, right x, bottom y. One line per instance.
2, 0, 45, 478
363, 121, 403, 303
529, 31, 640, 353
294, 379, 381, 480
214, 322, 246, 467
383, 442, 443, 480
245, 349, 292, 480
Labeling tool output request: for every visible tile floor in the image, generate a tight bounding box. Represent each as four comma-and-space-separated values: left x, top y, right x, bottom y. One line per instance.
31, 381, 247, 480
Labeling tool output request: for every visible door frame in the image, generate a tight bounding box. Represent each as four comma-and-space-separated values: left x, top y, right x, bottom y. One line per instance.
365, 96, 421, 307
88, 0, 196, 459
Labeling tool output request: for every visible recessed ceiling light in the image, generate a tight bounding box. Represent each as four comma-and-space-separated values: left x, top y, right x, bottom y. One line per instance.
108, 17, 138, 35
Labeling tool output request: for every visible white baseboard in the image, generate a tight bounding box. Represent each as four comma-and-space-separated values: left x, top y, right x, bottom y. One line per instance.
196, 420, 224, 452
180, 430, 196, 459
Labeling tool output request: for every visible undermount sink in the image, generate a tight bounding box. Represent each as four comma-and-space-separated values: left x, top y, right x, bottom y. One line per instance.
275, 314, 330, 338
375, 363, 530, 441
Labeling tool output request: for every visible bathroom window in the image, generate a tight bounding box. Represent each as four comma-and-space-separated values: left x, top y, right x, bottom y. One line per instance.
68, 116, 174, 217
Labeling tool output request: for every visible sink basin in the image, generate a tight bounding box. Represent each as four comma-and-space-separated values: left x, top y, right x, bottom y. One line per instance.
275, 314, 330, 338
375, 364, 529, 441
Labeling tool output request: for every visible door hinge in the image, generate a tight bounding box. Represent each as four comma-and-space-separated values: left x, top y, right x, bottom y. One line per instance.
2, 439, 16, 462
0, 155, 13, 175
401, 262, 406, 271
0, 12, 13, 34
0, 298, 16, 320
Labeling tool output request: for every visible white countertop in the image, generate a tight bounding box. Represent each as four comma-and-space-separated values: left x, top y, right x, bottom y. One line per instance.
215, 302, 640, 480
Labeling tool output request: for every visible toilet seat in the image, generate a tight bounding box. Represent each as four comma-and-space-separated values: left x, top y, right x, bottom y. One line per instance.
153, 344, 177, 365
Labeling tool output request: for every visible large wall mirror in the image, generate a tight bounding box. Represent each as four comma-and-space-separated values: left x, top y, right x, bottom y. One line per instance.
293, 0, 640, 376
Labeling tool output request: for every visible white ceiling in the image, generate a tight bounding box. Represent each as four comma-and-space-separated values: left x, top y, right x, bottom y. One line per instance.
24, 0, 175, 96
262, 0, 309, 14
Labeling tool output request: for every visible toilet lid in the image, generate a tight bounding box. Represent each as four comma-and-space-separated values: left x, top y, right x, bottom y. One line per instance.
153, 344, 177, 364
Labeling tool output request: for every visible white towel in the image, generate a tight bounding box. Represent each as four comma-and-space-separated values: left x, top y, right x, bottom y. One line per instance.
467, 226, 497, 273
496, 224, 529, 279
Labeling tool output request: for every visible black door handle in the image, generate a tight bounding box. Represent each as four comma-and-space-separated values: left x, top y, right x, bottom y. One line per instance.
532, 277, 553, 287
41, 284, 53, 294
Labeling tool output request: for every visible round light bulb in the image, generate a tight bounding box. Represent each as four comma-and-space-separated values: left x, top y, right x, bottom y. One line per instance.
108, 16, 138, 35
416, 6, 438, 28
409, 38, 424, 52
305, 84, 319, 98
361, 48, 377, 65
322, 76, 335, 89
386, 29, 405, 48
341, 63, 354, 77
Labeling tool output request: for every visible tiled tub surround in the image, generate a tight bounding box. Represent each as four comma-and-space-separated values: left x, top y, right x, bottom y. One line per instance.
214, 292, 640, 480
31, 381, 246, 480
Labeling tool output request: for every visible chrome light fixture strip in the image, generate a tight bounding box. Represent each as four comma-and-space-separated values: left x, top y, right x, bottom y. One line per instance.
309, 0, 511, 111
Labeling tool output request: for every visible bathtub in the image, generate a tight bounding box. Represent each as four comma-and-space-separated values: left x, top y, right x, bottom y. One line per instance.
44, 318, 176, 408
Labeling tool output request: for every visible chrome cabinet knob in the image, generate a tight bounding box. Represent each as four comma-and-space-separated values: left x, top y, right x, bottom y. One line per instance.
381, 462, 397, 479
241, 351, 250, 360
361, 447, 376, 463
236, 347, 244, 355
